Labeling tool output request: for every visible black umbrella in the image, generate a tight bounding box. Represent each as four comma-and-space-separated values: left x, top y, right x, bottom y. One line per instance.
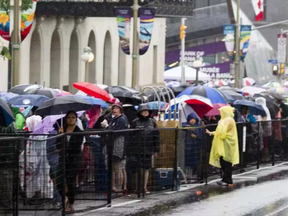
105, 86, 142, 105
25, 88, 60, 98
253, 92, 275, 103
170, 84, 190, 97
267, 91, 285, 101
8, 84, 42, 95
0, 98, 15, 127
35, 95, 93, 117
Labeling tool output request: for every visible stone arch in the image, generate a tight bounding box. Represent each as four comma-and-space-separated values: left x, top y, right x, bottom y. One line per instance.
50, 30, 61, 89
103, 31, 112, 85
69, 31, 79, 93
29, 30, 41, 84
87, 30, 96, 83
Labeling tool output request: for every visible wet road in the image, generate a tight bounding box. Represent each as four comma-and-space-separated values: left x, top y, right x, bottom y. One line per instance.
162, 179, 288, 216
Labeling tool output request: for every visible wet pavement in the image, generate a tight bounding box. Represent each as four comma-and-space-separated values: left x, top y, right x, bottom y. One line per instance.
162, 179, 288, 216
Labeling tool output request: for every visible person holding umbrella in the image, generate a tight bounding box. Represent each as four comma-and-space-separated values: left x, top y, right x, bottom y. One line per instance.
57, 111, 85, 212
206, 106, 239, 186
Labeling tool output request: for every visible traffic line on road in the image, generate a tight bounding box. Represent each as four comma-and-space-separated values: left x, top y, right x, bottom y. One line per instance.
264, 204, 288, 216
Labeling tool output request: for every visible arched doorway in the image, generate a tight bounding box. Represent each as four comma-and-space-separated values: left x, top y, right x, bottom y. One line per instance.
69, 31, 79, 93
88, 31, 96, 83
50, 30, 61, 88
103, 31, 112, 85
30, 30, 41, 84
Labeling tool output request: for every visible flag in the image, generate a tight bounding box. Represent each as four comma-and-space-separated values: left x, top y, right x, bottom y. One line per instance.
139, 8, 155, 55
252, 0, 264, 22
240, 25, 252, 61
223, 25, 235, 60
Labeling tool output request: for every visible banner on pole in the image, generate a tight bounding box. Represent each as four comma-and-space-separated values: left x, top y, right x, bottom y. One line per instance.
115, 7, 132, 55
0, 0, 37, 42
240, 25, 251, 61
21, 0, 37, 41
277, 33, 287, 63
223, 25, 235, 60
139, 7, 155, 55
0, 10, 10, 41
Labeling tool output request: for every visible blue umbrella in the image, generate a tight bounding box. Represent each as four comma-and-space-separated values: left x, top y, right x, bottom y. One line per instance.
0, 91, 18, 101
147, 101, 167, 110
77, 96, 108, 108
8, 94, 50, 107
177, 86, 227, 104
233, 100, 266, 117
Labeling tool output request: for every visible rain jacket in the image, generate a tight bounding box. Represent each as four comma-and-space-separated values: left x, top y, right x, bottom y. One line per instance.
255, 97, 272, 137
12, 107, 25, 130
209, 106, 239, 168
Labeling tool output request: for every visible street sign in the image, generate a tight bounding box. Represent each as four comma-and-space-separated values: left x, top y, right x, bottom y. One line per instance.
269, 59, 278, 64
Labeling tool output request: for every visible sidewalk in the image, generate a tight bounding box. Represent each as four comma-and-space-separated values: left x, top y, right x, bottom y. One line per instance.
73, 162, 288, 216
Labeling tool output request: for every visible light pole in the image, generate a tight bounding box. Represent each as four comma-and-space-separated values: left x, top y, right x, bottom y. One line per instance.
234, 0, 240, 88
193, 59, 203, 86
132, 0, 139, 90
81, 47, 94, 82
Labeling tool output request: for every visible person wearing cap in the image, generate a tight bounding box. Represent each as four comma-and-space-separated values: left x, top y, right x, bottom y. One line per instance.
130, 103, 160, 194
107, 102, 128, 194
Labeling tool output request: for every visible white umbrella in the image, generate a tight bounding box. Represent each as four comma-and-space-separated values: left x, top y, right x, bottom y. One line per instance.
241, 86, 265, 96
283, 81, 288, 87
242, 77, 256, 86
164, 65, 211, 82
214, 80, 228, 86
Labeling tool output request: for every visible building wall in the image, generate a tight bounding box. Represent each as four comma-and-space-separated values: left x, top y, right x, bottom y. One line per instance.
0, 16, 166, 92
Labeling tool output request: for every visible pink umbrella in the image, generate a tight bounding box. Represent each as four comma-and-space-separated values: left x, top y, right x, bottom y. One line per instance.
214, 80, 228, 86
205, 103, 227, 116
242, 77, 255, 86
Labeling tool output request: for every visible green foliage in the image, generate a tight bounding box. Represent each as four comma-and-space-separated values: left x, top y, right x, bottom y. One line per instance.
0, 0, 33, 14
0, 46, 11, 60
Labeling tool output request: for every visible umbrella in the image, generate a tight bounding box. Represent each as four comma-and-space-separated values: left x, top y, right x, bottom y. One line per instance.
165, 81, 181, 88
33, 111, 85, 134
105, 86, 141, 105
76, 96, 108, 108
25, 88, 61, 98
35, 95, 93, 117
0, 92, 18, 101
146, 101, 167, 110
242, 77, 255, 86
178, 86, 227, 104
262, 82, 281, 89
205, 103, 228, 116
0, 98, 15, 127
8, 84, 43, 95
214, 80, 228, 86
267, 91, 285, 101
218, 86, 243, 93
220, 90, 244, 101
233, 100, 266, 117
268, 87, 288, 95
73, 82, 111, 101
253, 92, 275, 103
169, 84, 190, 97
169, 95, 213, 118
241, 86, 265, 96
8, 95, 50, 107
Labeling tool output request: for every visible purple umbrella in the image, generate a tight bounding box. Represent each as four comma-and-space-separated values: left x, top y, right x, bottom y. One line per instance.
33, 111, 85, 134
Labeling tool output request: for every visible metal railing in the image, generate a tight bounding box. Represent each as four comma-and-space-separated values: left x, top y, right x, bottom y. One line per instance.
1, 119, 288, 215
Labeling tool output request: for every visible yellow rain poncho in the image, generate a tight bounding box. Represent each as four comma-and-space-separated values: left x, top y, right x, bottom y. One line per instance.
209, 106, 239, 168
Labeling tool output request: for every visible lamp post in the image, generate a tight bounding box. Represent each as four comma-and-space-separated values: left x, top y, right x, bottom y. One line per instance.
81, 47, 94, 82
192, 59, 203, 86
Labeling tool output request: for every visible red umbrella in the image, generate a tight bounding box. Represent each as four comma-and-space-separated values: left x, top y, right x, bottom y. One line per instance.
73, 82, 111, 101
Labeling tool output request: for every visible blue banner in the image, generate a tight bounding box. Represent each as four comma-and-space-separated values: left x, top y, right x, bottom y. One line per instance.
240, 25, 252, 61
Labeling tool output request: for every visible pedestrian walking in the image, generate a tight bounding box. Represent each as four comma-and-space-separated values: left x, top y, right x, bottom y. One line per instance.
206, 106, 239, 186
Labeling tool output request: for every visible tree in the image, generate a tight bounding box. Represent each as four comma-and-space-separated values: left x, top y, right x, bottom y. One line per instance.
0, 0, 33, 14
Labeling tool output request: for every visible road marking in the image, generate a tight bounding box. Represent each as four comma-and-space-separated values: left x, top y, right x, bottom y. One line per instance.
74, 200, 142, 216
264, 204, 288, 216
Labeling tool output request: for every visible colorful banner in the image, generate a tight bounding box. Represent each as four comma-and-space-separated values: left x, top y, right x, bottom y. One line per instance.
240, 25, 251, 61
21, 0, 37, 41
277, 33, 287, 63
115, 7, 132, 55
139, 8, 155, 55
0, 11, 10, 41
223, 25, 235, 60
0, 0, 37, 42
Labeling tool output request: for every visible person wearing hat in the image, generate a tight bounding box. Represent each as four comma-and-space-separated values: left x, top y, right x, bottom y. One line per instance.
130, 103, 160, 194
107, 102, 128, 194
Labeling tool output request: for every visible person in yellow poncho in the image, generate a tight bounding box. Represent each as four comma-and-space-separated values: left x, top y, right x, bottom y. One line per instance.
206, 106, 239, 186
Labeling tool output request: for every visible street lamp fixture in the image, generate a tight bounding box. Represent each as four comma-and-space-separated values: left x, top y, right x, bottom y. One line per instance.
192, 59, 203, 86
81, 47, 94, 82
